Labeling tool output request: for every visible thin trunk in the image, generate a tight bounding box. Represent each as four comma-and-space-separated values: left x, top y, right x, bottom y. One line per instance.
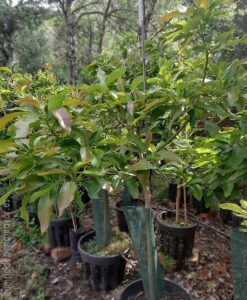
98, 0, 112, 53
139, 1, 156, 299
88, 21, 93, 64
183, 186, 188, 225
175, 187, 181, 224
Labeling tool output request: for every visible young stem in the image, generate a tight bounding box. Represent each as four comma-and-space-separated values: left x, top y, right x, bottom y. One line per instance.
70, 204, 77, 231
183, 186, 188, 225
176, 187, 181, 224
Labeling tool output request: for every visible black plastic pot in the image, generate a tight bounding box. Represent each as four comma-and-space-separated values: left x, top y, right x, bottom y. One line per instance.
157, 210, 198, 261
69, 228, 85, 262
191, 196, 210, 214
219, 208, 232, 224
232, 213, 244, 228
115, 199, 144, 233
78, 231, 130, 291
1, 196, 22, 213
48, 217, 73, 248
119, 278, 191, 300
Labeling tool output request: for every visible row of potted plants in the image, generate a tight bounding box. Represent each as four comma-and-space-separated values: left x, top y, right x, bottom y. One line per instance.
1, 0, 247, 299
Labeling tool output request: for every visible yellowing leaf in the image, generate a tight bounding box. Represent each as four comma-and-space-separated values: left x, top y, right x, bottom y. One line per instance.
0, 139, 16, 153
63, 98, 87, 106
38, 195, 53, 234
179, 36, 192, 52
57, 181, 76, 217
37, 169, 67, 176
193, 0, 209, 9
159, 11, 180, 23
16, 98, 41, 109
0, 112, 24, 131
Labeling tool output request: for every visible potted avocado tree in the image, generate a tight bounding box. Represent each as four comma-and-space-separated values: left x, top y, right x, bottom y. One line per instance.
0, 91, 88, 260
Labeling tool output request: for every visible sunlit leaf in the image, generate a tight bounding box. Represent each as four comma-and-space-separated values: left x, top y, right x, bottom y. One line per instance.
38, 195, 53, 234
57, 181, 76, 217
53, 107, 71, 133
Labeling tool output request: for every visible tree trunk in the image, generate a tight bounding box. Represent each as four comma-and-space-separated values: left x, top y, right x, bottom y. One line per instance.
65, 0, 77, 85
98, 0, 112, 54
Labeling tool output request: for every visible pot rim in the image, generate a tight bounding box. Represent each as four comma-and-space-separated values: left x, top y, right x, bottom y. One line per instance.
78, 230, 131, 260
157, 210, 198, 229
115, 199, 144, 211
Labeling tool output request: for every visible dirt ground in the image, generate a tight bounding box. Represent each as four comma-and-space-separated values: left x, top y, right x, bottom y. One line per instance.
0, 199, 233, 300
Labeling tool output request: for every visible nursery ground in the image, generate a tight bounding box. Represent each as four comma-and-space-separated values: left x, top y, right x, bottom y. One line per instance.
0, 201, 233, 300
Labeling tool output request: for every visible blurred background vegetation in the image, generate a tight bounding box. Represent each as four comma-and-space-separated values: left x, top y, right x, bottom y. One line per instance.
0, 0, 246, 84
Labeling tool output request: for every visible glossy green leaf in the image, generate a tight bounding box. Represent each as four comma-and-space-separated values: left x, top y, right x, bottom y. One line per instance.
223, 181, 234, 198
190, 184, 202, 201
0, 139, 16, 153
127, 159, 156, 171
106, 68, 125, 86
125, 178, 139, 199
83, 177, 102, 199
30, 183, 58, 202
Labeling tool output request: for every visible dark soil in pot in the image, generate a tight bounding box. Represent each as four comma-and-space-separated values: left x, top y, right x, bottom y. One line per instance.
1, 196, 22, 213
78, 230, 131, 292
119, 278, 191, 300
157, 210, 198, 262
115, 199, 144, 233
48, 217, 74, 248
69, 227, 85, 262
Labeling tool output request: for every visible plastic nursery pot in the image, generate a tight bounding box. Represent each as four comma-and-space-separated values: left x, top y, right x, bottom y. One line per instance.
48, 217, 74, 248
219, 208, 232, 224
157, 210, 198, 262
191, 196, 210, 214
115, 199, 144, 233
1, 196, 22, 214
232, 213, 244, 228
78, 231, 130, 292
69, 228, 85, 262
119, 278, 192, 300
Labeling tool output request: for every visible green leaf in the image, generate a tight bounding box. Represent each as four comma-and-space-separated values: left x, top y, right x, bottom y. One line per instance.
106, 68, 125, 86
228, 147, 246, 168
73, 160, 91, 172
127, 159, 157, 171
125, 178, 139, 199
159, 11, 180, 22
37, 169, 67, 176
20, 196, 29, 223
204, 121, 220, 137
228, 169, 247, 181
0, 112, 24, 131
131, 76, 143, 89
38, 195, 53, 234
223, 181, 234, 198
190, 184, 202, 201
227, 87, 239, 106
48, 91, 66, 112
83, 177, 102, 199
57, 181, 76, 217
0, 191, 12, 206
74, 189, 84, 209
148, 150, 183, 163
240, 199, 247, 210
98, 137, 129, 146
30, 183, 58, 203
193, 0, 209, 9
219, 203, 246, 216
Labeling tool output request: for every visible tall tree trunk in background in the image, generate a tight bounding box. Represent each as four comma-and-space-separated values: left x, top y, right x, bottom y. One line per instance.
98, 0, 112, 54
87, 21, 93, 64
64, 0, 77, 85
